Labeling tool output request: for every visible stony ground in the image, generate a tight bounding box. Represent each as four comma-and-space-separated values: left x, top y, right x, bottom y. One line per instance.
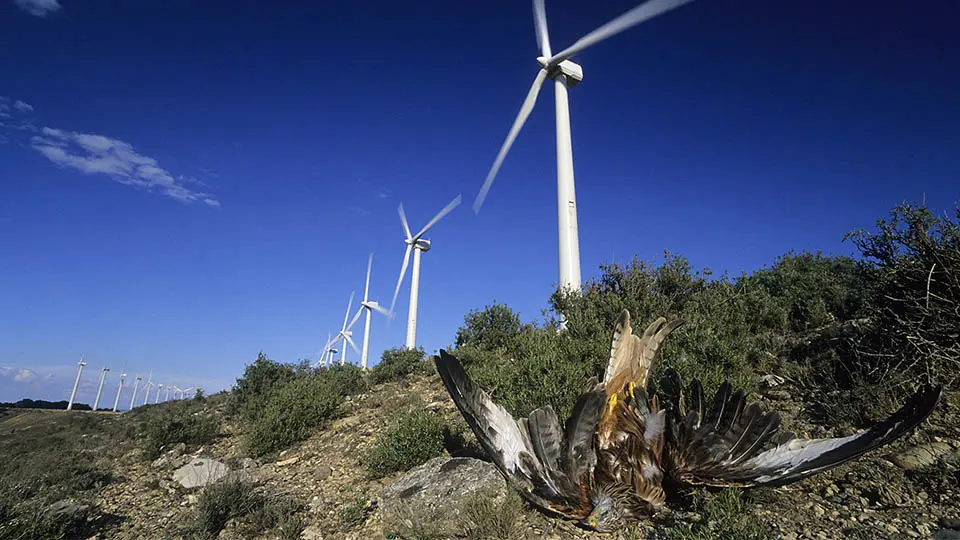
2, 371, 959, 539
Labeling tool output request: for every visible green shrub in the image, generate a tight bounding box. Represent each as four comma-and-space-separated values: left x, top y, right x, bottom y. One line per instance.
230, 352, 302, 416
338, 494, 371, 527
843, 201, 959, 391
140, 408, 220, 460
363, 411, 446, 478
462, 488, 524, 540
191, 476, 303, 538
454, 249, 881, 422
244, 374, 344, 457
321, 363, 367, 395
194, 476, 260, 535
368, 347, 428, 385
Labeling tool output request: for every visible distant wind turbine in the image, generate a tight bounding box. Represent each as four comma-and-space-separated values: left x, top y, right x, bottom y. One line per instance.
155, 383, 163, 404
314, 330, 337, 368
66, 356, 86, 411
129, 375, 142, 411
92, 367, 110, 411
346, 253, 390, 369
334, 292, 361, 365
112, 366, 127, 412
389, 194, 462, 349
473, 0, 696, 294
142, 371, 154, 406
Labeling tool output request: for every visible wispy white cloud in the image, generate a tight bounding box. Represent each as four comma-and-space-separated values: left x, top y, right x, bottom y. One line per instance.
13, 0, 61, 17
1, 95, 220, 207
13, 100, 33, 113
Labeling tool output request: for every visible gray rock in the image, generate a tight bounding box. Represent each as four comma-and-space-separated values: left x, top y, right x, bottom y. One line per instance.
889, 442, 953, 470
380, 456, 506, 538
42, 499, 89, 523
172, 457, 230, 489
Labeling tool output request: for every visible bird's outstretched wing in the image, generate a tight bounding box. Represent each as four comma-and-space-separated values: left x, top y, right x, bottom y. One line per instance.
661, 370, 942, 487
603, 311, 682, 393
434, 350, 604, 518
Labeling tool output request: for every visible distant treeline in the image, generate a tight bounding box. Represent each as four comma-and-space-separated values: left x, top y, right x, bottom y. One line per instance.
0, 399, 92, 411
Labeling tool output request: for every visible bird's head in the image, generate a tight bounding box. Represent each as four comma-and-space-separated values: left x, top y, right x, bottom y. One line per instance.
584, 488, 626, 532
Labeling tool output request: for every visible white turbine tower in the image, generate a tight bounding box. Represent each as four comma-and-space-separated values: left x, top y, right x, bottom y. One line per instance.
346, 254, 390, 370
129, 375, 142, 411
66, 357, 86, 411
389, 194, 462, 349
112, 368, 126, 412
92, 367, 110, 411
473, 0, 696, 294
164, 385, 171, 402
155, 383, 163, 404
142, 371, 154, 406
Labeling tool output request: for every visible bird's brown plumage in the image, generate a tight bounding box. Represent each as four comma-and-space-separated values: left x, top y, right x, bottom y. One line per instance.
434, 310, 942, 532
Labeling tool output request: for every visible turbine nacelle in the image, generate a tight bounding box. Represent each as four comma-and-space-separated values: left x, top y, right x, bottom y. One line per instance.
537, 57, 583, 87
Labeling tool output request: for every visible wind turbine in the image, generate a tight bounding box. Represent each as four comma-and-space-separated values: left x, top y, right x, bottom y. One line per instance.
313, 330, 337, 368
66, 356, 87, 411
155, 383, 163, 404
473, 0, 696, 294
334, 292, 361, 365
390, 194, 462, 349
129, 375, 142, 411
112, 366, 127, 412
164, 385, 171, 402
92, 367, 110, 411
346, 254, 390, 369
142, 371, 154, 406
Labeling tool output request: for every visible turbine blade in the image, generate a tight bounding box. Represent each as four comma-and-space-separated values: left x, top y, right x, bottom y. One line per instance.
371, 303, 391, 317
390, 244, 413, 314
414, 194, 462, 239
473, 69, 548, 213
363, 252, 374, 302
348, 306, 364, 331
342, 291, 355, 331
548, 0, 693, 66
533, 0, 552, 58
398, 203, 413, 240
345, 335, 361, 355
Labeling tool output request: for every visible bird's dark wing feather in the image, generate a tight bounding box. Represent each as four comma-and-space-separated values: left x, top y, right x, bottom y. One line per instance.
662, 372, 942, 487
434, 350, 602, 517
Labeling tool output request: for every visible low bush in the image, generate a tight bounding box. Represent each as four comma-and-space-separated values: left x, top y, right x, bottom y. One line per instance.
367, 347, 429, 385
363, 410, 447, 478
244, 374, 344, 457
140, 407, 220, 460
191, 476, 303, 538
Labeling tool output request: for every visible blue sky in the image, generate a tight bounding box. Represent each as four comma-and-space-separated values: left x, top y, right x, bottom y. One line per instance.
1, 0, 957, 406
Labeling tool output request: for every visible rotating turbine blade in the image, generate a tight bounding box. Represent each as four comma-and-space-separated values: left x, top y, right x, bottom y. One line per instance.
414, 194, 462, 239
398, 203, 413, 240
345, 334, 361, 355
363, 253, 374, 302
390, 244, 413, 314
547, 0, 694, 67
533, 0, 552, 57
341, 291, 355, 332
370, 303, 391, 317
348, 306, 364, 331
473, 68, 549, 213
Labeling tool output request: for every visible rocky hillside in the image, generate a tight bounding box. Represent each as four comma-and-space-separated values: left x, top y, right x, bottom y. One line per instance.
1, 367, 959, 540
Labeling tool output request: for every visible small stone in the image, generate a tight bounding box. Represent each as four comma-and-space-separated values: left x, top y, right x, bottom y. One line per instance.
276, 456, 299, 467
813, 504, 825, 517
